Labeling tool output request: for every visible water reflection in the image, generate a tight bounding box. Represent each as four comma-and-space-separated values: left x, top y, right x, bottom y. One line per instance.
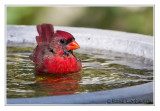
7, 47, 153, 98
34, 72, 82, 96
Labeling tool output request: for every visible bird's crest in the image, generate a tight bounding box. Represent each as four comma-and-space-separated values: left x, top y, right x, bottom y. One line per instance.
36, 24, 74, 45
36, 24, 54, 44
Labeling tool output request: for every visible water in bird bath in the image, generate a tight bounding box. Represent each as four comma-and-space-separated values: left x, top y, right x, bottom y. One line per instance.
7, 46, 153, 98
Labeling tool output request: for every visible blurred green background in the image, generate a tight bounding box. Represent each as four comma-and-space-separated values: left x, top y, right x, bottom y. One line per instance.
7, 6, 153, 35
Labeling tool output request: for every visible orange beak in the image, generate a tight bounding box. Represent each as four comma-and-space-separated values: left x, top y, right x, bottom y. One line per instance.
66, 40, 80, 51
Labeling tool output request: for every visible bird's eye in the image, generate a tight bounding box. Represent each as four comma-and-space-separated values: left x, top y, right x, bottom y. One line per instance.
60, 39, 65, 44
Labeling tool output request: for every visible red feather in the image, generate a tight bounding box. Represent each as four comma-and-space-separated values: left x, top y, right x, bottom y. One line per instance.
36, 24, 54, 44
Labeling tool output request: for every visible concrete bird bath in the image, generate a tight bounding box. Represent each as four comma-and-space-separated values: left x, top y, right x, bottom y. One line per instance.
6, 25, 153, 104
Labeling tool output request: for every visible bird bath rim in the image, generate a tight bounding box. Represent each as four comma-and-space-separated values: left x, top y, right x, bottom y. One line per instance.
6, 25, 154, 104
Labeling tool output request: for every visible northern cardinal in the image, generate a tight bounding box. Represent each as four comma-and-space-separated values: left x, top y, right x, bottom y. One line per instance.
30, 24, 82, 74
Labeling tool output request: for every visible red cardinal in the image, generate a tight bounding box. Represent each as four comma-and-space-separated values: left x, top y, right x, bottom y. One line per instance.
30, 24, 82, 74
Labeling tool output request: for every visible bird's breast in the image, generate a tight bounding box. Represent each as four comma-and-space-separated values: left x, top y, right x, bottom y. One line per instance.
35, 55, 81, 74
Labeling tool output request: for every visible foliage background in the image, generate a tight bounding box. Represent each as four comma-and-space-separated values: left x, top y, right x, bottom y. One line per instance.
7, 6, 153, 35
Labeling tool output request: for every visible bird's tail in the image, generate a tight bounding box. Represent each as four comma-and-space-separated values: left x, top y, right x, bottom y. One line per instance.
36, 24, 54, 44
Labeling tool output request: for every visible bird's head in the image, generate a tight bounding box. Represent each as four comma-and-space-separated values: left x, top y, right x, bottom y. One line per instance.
49, 30, 80, 56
